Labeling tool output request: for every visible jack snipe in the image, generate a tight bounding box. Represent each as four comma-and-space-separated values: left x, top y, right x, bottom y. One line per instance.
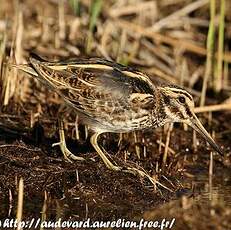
16, 54, 223, 184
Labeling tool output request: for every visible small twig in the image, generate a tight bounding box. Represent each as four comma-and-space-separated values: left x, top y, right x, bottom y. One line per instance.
0, 144, 41, 151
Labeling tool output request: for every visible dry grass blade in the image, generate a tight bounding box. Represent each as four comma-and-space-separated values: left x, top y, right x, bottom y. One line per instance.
115, 19, 231, 63
58, 0, 66, 41
195, 103, 231, 113
0, 31, 7, 77
214, 0, 225, 92
162, 123, 173, 169
152, 0, 209, 31
109, 1, 156, 18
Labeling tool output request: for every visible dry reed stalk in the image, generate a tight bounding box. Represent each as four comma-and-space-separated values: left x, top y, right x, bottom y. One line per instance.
195, 103, 231, 113
109, 1, 156, 18
223, 52, 228, 87
84, 125, 88, 140
1, 2, 25, 106
115, 19, 231, 63
2, 56, 13, 106
142, 137, 147, 158
85, 203, 89, 219
58, 0, 66, 41
209, 151, 213, 176
142, 40, 174, 75
133, 131, 140, 159
118, 133, 123, 147
99, 21, 114, 59
156, 140, 176, 155
181, 16, 210, 27
142, 39, 175, 68
146, 67, 177, 84
116, 29, 127, 63
0, 32, 6, 107
158, 133, 163, 155
161, 0, 186, 7
13, 4, 31, 104
155, 161, 159, 173
55, 200, 62, 230
76, 169, 79, 183
66, 43, 80, 56
16, 178, 24, 230
180, 58, 189, 86
192, 130, 198, 152
189, 67, 204, 88
152, 0, 209, 31
162, 123, 173, 168
8, 189, 13, 217
0, 31, 6, 78
40, 191, 48, 230
208, 111, 212, 126
214, 0, 225, 92
75, 115, 80, 140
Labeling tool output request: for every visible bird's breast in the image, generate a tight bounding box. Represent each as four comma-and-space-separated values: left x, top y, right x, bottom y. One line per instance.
90, 106, 154, 133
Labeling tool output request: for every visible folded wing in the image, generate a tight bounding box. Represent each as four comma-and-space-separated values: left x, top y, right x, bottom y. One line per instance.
29, 57, 156, 130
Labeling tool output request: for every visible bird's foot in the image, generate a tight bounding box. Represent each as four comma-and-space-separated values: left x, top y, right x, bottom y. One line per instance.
52, 141, 85, 162
52, 126, 85, 162
122, 167, 173, 192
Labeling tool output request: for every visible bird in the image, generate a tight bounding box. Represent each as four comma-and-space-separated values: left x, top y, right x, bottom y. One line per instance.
15, 53, 223, 185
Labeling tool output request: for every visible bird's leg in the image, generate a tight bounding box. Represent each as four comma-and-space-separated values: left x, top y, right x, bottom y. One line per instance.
90, 132, 122, 171
90, 132, 160, 187
52, 118, 85, 162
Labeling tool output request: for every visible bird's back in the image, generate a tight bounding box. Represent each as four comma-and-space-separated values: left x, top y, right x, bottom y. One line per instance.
29, 56, 160, 133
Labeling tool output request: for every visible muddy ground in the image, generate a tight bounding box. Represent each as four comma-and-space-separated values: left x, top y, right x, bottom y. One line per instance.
0, 109, 230, 228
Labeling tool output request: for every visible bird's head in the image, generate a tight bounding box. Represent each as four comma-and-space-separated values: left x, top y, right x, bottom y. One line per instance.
159, 86, 223, 156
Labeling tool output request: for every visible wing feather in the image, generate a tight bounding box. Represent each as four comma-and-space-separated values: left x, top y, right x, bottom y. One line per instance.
29, 57, 156, 128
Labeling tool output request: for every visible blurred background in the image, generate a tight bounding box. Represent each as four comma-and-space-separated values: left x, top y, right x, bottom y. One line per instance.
0, 0, 231, 107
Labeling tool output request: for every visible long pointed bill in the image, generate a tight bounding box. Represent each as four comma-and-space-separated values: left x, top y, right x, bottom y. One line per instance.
188, 114, 223, 156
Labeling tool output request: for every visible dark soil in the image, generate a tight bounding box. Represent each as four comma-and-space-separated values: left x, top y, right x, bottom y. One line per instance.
0, 109, 230, 225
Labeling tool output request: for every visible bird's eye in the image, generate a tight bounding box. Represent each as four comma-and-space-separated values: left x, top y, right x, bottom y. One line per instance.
178, 96, 185, 104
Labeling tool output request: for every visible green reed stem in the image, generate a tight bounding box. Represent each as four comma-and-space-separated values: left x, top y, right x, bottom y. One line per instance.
86, 0, 102, 54
69, 0, 81, 16
200, 0, 216, 106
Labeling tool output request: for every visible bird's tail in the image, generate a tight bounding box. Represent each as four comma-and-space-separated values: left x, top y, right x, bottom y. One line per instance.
10, 63, 38, 77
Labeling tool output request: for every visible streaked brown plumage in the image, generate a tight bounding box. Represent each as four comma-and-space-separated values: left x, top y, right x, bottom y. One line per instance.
15, 54, 223, 185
